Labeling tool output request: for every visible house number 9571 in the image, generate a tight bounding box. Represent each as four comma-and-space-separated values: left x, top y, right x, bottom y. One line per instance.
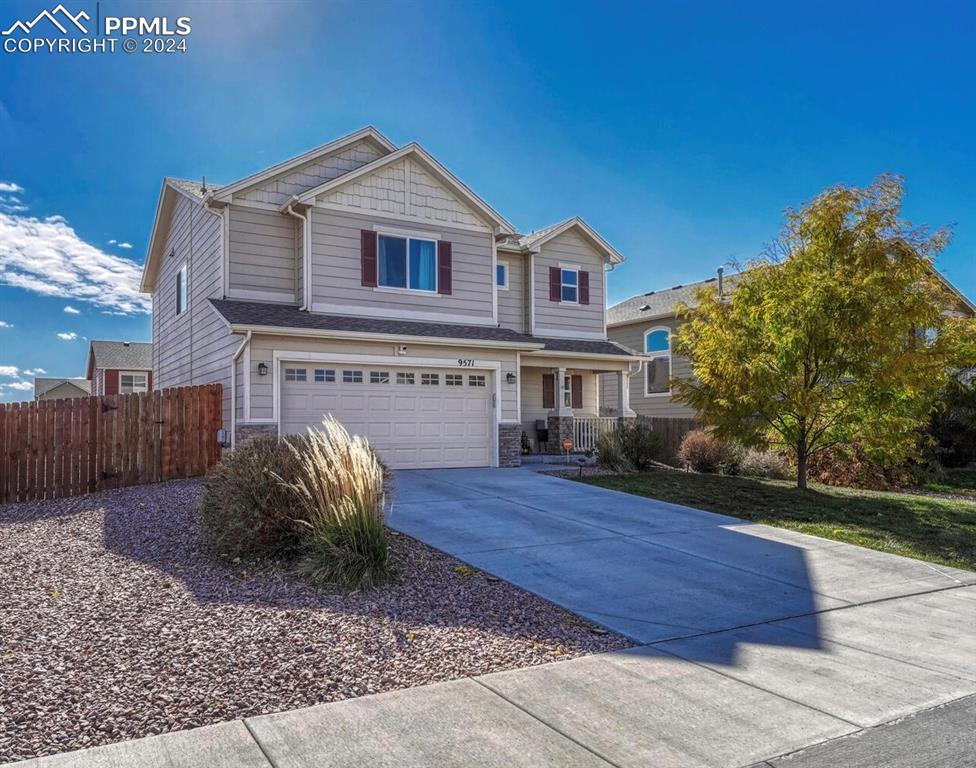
457, 359, 475, 367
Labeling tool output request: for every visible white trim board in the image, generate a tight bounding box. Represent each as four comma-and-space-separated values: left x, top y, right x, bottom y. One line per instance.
309, 302, 497, 326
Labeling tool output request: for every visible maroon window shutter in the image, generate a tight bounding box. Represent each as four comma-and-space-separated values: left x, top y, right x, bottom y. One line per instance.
549, 266, 561, 302
579, 271, 590, 305
361, 230, 377, 287
571, 375, 583, 409
542, 374, 555, 409
437, 241, 452, 295
104, 369, 119, 396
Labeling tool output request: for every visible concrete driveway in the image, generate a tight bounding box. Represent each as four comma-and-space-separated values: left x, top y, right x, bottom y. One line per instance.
17, 468, 976, 768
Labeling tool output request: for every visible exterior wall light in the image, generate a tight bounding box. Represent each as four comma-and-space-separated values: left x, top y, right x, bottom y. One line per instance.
506, 372, 517, 384
257, 362, 268, 376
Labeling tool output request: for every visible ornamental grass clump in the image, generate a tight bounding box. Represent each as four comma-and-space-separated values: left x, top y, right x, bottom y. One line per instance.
277, 416, 391, 590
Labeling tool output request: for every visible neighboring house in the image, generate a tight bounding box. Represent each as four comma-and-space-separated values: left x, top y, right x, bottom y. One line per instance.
86, 340, 153, 395
602, 267, 976, 419
34, 377, 91, 401
139, 126, 643, 468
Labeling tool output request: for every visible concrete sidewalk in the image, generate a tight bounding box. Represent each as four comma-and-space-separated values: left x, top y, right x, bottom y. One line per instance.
12, 585, 976, 768
10, 469, 976, 767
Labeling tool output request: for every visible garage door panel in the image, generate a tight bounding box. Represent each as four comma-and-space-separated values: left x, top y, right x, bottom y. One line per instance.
280, 364, 493, 470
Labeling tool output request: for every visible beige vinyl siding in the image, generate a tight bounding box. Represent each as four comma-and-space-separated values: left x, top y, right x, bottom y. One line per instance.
227, 205, 297, 302
152, 193, 241, 428
36, 382, 88, 401
601, 317, 696, 418
246, 335, 519, 423
308, 209, 494, 322
236, 139, 386, 207
533, 229, 606, 337
316, 157, 490, 232
497, 255, 525, 332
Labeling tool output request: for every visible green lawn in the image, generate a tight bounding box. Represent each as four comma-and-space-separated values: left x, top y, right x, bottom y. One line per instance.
920, 468, 976, 497
581, 470, 976, 571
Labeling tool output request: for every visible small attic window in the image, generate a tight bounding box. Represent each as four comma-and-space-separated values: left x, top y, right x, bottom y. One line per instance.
176, 262, 188, 315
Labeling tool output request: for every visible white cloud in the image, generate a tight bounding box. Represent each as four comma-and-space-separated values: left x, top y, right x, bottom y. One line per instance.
108, 239, 117, 245
7, 381, 33, 391
63, 305, 80, 314
0, 195, 27, 214
24, 367, 46, 375
0, 182, 24, 193
0, 320, 11, 328
56, 331, 78, 340
117, 242, 133, 249
0, 365, 19, 377
0, 198, 149, 314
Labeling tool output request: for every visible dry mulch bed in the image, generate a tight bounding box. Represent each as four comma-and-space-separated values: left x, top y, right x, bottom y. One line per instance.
0, 480, 629, 763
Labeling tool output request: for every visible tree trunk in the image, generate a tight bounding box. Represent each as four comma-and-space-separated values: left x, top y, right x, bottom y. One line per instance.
796, 443, 808, 490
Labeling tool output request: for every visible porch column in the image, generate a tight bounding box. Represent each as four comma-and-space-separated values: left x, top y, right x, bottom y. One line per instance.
616, 370, 636, 423
547, 367, 574, 450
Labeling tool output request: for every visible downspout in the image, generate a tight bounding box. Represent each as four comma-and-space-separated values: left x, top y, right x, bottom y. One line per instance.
229, 330, 252, 450
283, 197, 310, 311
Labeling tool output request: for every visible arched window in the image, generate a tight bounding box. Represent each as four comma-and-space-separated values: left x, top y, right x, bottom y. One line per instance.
644, 327, 671, 395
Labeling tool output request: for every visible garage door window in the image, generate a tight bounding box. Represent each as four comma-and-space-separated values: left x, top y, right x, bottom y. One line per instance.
421, 373, 440, 386
468, 374, 486, 387
284, 368, 307, 382
446, 374, 463, 386
396, 372, 415, 385
343, 370, 364, 383
314, 369, 335, 383
370, 371, 390, 384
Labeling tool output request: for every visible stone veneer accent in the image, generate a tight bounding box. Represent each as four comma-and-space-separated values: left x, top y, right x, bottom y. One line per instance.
547, 415, 575, 451
498, 423, 522, 468
235, 423, 278, 448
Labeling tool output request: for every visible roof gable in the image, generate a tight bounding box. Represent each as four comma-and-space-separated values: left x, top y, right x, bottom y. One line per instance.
211, 126, 396, 204
297, 143, 515, 234
140, 179, 206, 293
519, 217, 624, 264
35, 378, 91, 398
87, 340, 153, 376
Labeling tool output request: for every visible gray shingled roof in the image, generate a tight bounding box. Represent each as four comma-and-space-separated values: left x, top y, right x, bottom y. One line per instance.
167, 177, 211, 200
34, 378, 91, 397
210, 300, 636, 357
608, 272, 741, 326
89, 341, 153, 371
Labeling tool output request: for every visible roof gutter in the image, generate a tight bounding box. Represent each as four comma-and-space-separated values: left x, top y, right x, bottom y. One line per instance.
226, 323, 546, 351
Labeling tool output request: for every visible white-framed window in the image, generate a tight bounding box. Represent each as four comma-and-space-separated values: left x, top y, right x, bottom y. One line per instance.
421, 373, 440, 386
563, 375, 572, 407
314, 369, 335, 383
396, 372, 415, 385
644, 327, 671, 395
343, 370, 364, 383
119, 371, 148, 394
285, 368, 307, 382
496, 263, 509, 289
445, 374, 463, 386
176, 262, 188, 315
560, 268, 578, 303
378, 234, 437, 292
468, 374, 486, 387
370, 371, 390, 384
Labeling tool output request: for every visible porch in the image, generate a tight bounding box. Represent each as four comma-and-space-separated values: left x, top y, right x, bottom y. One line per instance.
518, 362, 635, 454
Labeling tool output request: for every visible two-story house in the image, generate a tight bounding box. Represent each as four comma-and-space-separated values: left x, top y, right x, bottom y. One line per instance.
139, 127, 643, 469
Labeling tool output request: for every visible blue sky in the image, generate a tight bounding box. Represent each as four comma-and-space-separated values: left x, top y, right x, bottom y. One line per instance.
0, 0, 973, 400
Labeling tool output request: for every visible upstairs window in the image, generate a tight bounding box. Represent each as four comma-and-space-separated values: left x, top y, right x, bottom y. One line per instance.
496, 263, 509, 289
378, 235, 437, 292
176, 262, 188, 315
644, 328, 671, 395
560, 268, 578, 303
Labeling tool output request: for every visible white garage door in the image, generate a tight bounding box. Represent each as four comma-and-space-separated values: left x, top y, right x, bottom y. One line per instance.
280, 364, 493, 470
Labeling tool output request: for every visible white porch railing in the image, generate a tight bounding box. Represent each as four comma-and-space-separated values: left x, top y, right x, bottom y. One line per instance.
573, 416, 617, 451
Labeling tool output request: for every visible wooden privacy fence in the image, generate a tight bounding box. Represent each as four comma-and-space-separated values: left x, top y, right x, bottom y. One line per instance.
0, 384, 222, 504
639, 416, 701, 457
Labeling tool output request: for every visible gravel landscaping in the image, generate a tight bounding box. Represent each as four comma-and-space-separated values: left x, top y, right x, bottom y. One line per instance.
0, 479, 630, 763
